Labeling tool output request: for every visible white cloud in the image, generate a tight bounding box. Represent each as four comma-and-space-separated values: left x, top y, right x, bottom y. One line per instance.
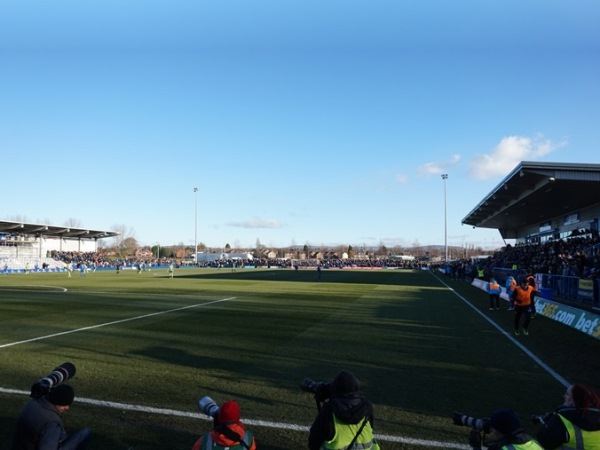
395, 173, 408, 184
227, 218, 283, 229
469, 134, 565, 180
417, 154, 461, 176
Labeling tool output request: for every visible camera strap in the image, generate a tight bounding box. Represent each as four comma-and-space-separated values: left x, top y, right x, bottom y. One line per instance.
216, 425, 251, 450
346, 416, 369, 449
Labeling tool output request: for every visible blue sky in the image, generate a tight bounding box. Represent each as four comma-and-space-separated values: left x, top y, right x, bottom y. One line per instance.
1, 1, 599, 251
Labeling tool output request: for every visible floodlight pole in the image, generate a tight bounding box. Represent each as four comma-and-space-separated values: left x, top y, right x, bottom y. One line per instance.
194, 187, 198, 263
441, 174, 448, 263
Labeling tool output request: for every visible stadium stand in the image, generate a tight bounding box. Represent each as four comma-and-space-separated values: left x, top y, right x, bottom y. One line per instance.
460, 161, 600, 313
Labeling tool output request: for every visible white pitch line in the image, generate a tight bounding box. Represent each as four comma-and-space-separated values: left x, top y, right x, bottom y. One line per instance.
0, 297, 236, 349
0, 285, 68, 292
0, 387, 470, 449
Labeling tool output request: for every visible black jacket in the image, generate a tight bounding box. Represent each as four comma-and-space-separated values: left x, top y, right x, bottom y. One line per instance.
536, 406, 600, 449
308, 394, 374, 450
308, 370, 375, 450
12, 397, 66, 450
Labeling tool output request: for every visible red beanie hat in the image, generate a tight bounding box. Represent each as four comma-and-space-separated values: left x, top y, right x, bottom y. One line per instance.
218, 400, 241, 424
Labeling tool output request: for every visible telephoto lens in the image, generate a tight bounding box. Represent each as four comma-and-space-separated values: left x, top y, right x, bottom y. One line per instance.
30, 362, 77, 398
42, 362, 76, 387
452, 412, 490, 433
198, 396, 220, 418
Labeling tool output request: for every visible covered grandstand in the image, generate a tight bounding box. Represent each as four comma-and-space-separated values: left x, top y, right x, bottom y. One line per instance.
0, 220, 118, 270
462, 161, 600, 315
462, 161, 600, 243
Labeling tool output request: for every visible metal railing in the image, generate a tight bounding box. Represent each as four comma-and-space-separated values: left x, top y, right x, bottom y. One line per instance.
539, 274, 581, 302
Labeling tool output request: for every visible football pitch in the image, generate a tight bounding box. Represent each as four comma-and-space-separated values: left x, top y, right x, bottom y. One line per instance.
1, 267, 598, 450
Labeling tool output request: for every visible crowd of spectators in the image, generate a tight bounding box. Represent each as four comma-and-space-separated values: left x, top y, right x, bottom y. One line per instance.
41, 233, 600, 283
49, 251, 182, 272
482, 233, 599, 279
442, 233, 600, 284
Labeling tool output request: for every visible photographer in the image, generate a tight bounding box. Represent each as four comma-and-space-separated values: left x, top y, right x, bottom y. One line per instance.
12, 384, 91, 450
307, 370, 380, 450
535, 383, 600, 449
192, 400, 256, 450
484, 408, 542, 450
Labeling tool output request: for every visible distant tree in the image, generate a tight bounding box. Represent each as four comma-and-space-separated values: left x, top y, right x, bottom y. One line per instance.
347, 245, 354, 258
255, 238, 264, 257
423, 245, 432, 258
377, 241, 388, 257
9, 215, 29, 223
64, 218, 82, 228
110, 224, 136, 258
224, 243, 231, 253
122, 237, 138, 257
175, 241, 186, 259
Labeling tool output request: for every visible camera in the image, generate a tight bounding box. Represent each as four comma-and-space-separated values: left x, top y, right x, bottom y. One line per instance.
452, 412, 491, 433
453, 412, 492, 450
30, 362, 76, 399
300, 378, 332, 403
530, 413, 552, 426
198, 396, 220, 418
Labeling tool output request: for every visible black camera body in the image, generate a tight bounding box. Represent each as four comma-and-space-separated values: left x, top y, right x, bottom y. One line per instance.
452, 412, 492, 450
300, 378, 332, 404
30, 362, 76, 399
530, 412, 552, 426
452, 411, 491, 434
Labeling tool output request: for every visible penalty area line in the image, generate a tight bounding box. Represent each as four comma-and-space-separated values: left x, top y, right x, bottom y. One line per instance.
0, 387, 469, 449
0, 297, 236, 349
0, 285, 68, 293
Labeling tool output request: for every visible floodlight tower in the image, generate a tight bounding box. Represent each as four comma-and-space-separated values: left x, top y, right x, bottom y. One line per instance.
194, 187, 198, 263
441, 174, 448, 262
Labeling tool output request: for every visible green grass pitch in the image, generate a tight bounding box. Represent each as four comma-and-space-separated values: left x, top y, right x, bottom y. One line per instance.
1, 267, 597, 449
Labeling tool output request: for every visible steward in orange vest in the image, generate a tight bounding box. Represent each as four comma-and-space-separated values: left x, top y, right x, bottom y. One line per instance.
487, 278, 502, 310
513, 278, 534, 336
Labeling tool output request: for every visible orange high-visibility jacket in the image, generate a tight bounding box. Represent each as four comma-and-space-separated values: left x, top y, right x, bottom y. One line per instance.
513, 285, 533, 306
